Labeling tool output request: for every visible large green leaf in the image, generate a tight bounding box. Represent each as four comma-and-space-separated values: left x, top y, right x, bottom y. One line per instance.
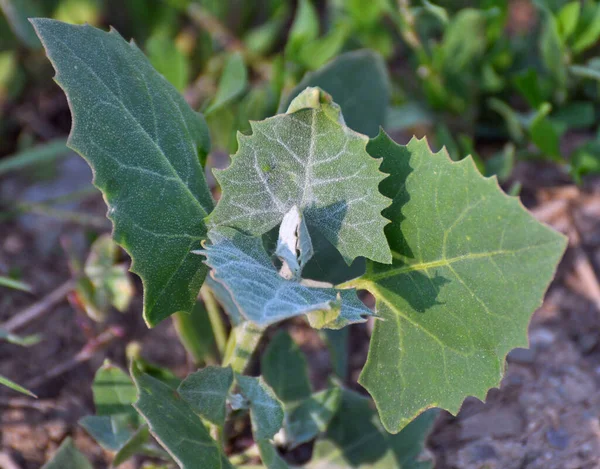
42, 438, 93, 469
201, 227, 373, 328
131, 362, 233, 469
208, 87, 391, 265
350, 134, 567, 433
32, 19, 213, 326
307, 390, 437, 469
280, 50, 390, 137
178, 366, 233, 426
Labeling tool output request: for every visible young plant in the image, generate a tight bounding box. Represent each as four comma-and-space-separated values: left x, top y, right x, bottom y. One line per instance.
34, 19, 566, 468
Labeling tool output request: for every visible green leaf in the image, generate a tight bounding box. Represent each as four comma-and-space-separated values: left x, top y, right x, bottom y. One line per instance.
513, 69, 545, 109
556, 1, 580, 39
0, 328, 41, 346
320, 328, 348, 379
79, 415, 133, 451
529, 103, 563, 160
113, 426, 151, 467
178, 366, 233, 426
0, 374, 36, 397
173, 300, 218, 365
146, 33, 190, 92
201, 227, 373, 328
540, 12, 567, 87
438, 9, 487, 73
298, 23, 351, 70
206, 52, 248, 114
262, 331, 312, 403
570, 58, 600, 81
572, 3, 600, 53
131, 362, 233, 469
284, 387, 342, 448
285, 0, 319, 61
307, 390, 437, 469
42, 438, 93, 469
32, 19, 213, 327
257, 440, 292, 469
281, 50, 390, 137
0, 275, 31, 292
351, 134, 567, 433
209, 87, 392, 265
92, 361, 137, 417
236, 373, 284, 440
0, 0, 41, 49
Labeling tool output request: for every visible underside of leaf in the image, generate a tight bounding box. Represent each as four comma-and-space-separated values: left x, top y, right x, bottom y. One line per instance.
354, 133, 567, 433
208, 87, 392, 265
200, 227, 373, 328
32, 19, 213, 326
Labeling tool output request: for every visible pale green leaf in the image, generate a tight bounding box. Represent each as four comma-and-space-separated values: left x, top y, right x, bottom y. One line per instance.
32, 19, 213, 327
236, 374, 284, 440
570, 58, 600, 81
572, 3, 600, 53
173, 300, 218, 365
262, 331, 312, 403
206, 52, 248, 114
79, 415, 133, 451
178, 366, 233, 426
0, 374, 36, 397
209, 87, 392, 265
0, 275, 31, 292
351, 134, 566, 433
201, 227, 373, 328
285, 0, 319, 61
298, 23, 350, 70
0, 328, 40, 346
540, 12, 567, 87
307, 390, 437, 469
42, 438, 93, 469
557, 1, 580, 39
0, 0, 41, 48
146, 33, 190, 92
284, 387, 342, 448
131, 362, 233, 469
281, 50, 390, 137
92, 361, 137, 417
275, 206, 314, 280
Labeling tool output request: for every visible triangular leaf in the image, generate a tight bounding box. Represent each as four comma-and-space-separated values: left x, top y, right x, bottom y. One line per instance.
201, 227, 373, 328
208, 87, 392, 265
131, 363, 233, 469
32, 19, 213, 326
42, 438, 93, 469
178, 365, 233, 427
236, 374, 284, 441
92, 360, 137, 417
351, 134, 567, 433
79, 415, 133, 451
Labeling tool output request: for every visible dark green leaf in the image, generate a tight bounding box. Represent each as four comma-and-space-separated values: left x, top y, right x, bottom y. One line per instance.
92, 361, 137, 417
236, 373, 284, 440
281, 50, 390, 137
132, 362, 233, 469
42, 438, 93, 469
33, 19, 213, 326
206, 52, 248, 114
79, 415, 133, 451
178, 366, 233, 426
352, 134, 566, 433
173, 300, 218, 365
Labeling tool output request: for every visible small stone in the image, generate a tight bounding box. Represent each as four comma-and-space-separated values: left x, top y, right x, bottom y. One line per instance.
529, 328, 556, 349
460, 407, 525, 440
546, 427, 569, 450
470, 443, 497, 461
507, 347, 536, 365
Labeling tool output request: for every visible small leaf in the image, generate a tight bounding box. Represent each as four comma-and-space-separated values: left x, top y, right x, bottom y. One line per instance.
178, 366, 233, 426
284, 387, 342, 448
540, 12, 567, 87
0, 0, 41, 49
320, 328, 348, 379
206, 52, 248, 114
92, 361, 137, 417
307, 390, 437, 469
285, 0, 319, 61
281, 50, 390, 137
529, 103, 563, 160
33, 19, 214, 327
0, 328, 41, 346
353, 134, 566, 433
257, 440, 292, 469
42, 438, 93, 469
262, 331, 312, 403
146, 33, 190, 92
513, 68, 545, 109
236, 374, 284, 440
0, 374, 36, 397
113, 426, 151, 467
201, 227, 373, 328
0, 275, 32, 292
572, 3, 600, 53
556, 1, 580, 40
209, 87, 392, 265
131, 362, 233, 469
570, 58, 600, 81
79, 415, 133, 451
173, 300, 218, 365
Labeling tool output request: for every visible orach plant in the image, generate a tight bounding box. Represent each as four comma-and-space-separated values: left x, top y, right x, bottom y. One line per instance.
34, 19, 566, 469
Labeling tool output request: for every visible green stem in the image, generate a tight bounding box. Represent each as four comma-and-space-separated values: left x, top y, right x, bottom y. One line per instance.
223, 322, 264, 373
201, 285, 228, 357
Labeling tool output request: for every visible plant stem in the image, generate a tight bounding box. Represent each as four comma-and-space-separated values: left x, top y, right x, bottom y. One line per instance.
222, 322, 264, 374
201, 285, 228, 357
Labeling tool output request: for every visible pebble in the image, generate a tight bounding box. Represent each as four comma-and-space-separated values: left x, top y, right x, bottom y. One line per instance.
507, 347, 536, 365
